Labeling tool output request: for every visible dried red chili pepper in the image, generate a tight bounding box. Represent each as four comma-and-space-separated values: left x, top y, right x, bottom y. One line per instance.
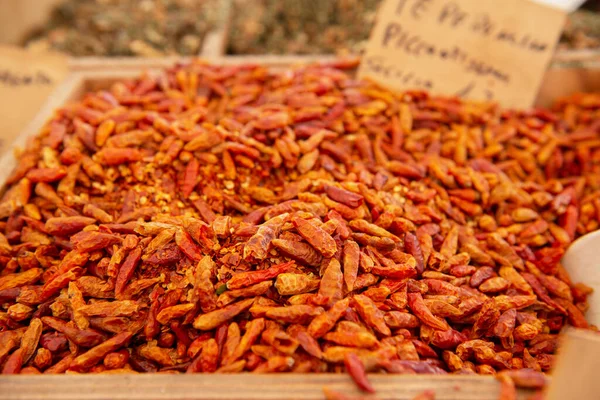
114, 246, 142, 297
292, 216, 337, 258
226, 261, 294, 290
0, 60, 594, 382
344, 352, 375, 393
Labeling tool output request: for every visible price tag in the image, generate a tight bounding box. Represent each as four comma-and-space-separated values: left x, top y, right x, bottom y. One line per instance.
358, 0, 566, 108
0, 45, 68, 156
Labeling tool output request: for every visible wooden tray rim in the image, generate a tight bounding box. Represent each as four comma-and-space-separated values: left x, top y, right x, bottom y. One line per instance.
0, 372, 523, 399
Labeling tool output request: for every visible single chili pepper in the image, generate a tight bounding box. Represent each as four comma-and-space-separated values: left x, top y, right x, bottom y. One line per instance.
344, 352, 375, 393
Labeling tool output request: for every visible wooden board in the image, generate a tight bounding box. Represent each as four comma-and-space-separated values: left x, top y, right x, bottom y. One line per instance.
0, 373, 535, 400
67, 55, 342, 71
0, 56, 591, 400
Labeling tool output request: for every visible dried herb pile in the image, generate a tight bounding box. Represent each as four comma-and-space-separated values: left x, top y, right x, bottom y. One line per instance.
0, 60, 596, 394
229, 1, 600, 55
227, 0, 380, 55
21, 0, 600, 57
24, 0, 221, 56
560, 10, 600, 50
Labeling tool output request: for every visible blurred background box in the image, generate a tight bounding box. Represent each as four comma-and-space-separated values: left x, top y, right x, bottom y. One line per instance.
0, 0, 64, 46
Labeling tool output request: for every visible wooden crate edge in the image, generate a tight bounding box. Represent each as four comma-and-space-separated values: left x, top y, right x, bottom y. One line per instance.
67, 55, 342, 71
0, 373, 529, 400
553, 48, 600, 65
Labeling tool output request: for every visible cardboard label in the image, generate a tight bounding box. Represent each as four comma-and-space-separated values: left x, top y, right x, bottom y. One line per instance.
0, 45, 68, 155
358, 0, 566, 108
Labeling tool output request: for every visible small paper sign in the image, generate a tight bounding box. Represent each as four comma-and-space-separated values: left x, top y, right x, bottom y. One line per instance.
358, 0, 567, 108
0, 45, 68, 156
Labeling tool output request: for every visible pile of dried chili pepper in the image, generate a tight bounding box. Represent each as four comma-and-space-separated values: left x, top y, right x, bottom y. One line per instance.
0, 59, 596, 388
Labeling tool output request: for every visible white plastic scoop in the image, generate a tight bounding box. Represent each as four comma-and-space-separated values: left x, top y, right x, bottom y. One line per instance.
561, 230, 600, 327
531, 0, 587, 12
544, 231, 600, 399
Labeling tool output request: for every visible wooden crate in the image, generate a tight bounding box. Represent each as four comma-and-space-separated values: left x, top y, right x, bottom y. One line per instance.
0, 56, 591, 400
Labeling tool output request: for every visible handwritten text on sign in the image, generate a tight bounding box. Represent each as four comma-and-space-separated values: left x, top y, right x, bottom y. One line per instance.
0, 46, 68, 157
358, 0, 566, 108
0, 70, 54, 87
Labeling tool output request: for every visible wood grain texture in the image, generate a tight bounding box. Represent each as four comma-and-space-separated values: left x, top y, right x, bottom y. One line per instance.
0, 373, 535, 400
64, 50, 600, 70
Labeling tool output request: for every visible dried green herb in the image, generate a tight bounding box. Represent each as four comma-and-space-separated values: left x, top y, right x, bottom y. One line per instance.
227, 0, 381, 55
24, 0, 222, 57
215, 284, 228, 295
560, 10, 600, 50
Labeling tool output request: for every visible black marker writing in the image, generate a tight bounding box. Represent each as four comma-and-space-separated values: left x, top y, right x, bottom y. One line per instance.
438, 1, 469, 28
363, 56, 434, 89
455, 81, 495, 101
470, 13, 494, 36
0, 70, 53, 87
391, 0, 551, 53
395, 0, 432, 19
380, 22, 510, 83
